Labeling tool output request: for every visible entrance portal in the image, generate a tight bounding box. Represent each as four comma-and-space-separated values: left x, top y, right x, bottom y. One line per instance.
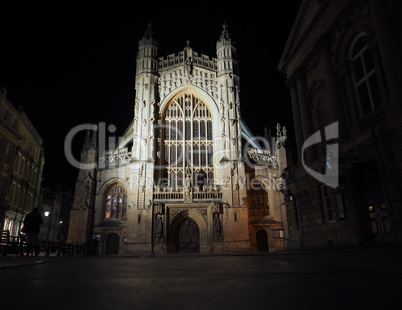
256, 229, 269, 252
107, 233, 119, 255
178, 218, 199, 253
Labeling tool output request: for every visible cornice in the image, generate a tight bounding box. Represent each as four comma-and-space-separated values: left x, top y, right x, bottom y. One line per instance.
277, 0, 333, 74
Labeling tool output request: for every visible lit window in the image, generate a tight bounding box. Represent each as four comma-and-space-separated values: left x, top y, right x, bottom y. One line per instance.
273, 229, 284, 238
104, 185, 127, 219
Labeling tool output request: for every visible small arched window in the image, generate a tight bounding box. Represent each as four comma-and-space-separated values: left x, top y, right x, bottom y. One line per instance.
104, 185, 128, 219
350, 33, 382, 116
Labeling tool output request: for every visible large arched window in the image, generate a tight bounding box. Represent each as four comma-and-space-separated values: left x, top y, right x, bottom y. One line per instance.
163, 93, 214, 189
104, 185, 127, 219
350, 33, 382, 116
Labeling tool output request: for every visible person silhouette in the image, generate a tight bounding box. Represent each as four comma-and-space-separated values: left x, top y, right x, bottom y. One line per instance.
23, 207, 43, 256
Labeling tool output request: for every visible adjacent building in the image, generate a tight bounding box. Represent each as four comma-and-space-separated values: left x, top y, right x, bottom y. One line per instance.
0, 88, 45, 236
278, 0, 402, 248
39, 187, 73, 241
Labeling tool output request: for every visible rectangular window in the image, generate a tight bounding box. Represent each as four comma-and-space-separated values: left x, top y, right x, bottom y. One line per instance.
321, 186, 346, 222
322, 186, 336, 222
273, 229, 285, 238
369, 75, 382, 108
357, 83, 371, 116
1, 108, 8, 120
336, 193, 346, 219
4, 143, 12, 163
10, 115, 17, 129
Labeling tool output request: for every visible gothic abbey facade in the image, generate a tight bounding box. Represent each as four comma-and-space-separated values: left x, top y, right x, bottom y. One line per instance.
67, 24, 289, 254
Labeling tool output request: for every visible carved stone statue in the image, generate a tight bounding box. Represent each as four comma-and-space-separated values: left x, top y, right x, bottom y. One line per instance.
213, 213, 221, 240
185, 174, 192, 195
155, 214, 163, 239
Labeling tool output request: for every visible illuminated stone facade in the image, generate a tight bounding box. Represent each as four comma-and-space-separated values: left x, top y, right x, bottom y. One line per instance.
68, 24, 288, 254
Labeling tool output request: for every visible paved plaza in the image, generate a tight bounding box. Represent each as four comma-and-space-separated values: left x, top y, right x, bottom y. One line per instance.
1, 247, 402, 309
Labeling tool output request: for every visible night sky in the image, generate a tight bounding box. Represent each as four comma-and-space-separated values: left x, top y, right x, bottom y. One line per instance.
0, 2, 301, 191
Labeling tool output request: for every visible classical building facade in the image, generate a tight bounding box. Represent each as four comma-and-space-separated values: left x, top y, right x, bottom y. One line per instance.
68, 24, 289, 254
278, 0, 402, 249
0, 88, 45, 236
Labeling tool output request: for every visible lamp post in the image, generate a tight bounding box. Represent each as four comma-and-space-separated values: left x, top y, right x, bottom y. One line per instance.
58, 220, 63, 241
44, 211, 50, 240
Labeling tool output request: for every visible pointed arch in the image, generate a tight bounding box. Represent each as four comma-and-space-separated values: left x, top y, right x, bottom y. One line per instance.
159, 84, 219, 120
101, 181, 128, 220
161, 91, 216, 189
168, 209, 208, 252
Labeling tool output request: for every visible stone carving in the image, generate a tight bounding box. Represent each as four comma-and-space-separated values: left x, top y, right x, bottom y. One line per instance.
241, 196, 246, 207
155, 214, 163, 239
184, 166, 192, 201
196, 209, 208, 223
213, 213, 221, 240
276, 123, 287, 149
170, 208, 187, 222
247, 147, 278, 166
158, 56, 217, 101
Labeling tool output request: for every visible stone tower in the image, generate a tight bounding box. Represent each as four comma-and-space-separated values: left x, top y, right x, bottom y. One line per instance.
67, 129, 98, 243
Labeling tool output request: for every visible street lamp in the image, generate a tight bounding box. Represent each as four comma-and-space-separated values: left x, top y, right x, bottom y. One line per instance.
43, 211, 50, 240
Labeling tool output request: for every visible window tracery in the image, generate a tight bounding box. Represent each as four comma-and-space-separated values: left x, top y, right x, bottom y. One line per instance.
104, 185, 127, 219
163, 94, 214, 189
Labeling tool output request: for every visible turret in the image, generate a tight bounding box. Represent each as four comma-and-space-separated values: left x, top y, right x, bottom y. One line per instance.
136, 22, 159, 76
216, 23, 238, 77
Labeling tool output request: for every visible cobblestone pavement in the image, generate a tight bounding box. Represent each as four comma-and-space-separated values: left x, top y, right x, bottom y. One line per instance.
1, 247, 402, 309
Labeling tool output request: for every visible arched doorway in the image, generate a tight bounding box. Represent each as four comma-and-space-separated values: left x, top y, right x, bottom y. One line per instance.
107, 233, 119, 255
256, 230, 269, 252
178, 218, 199, 253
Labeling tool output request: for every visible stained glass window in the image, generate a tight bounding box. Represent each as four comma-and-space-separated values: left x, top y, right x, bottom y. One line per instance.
104, 185, 128, 219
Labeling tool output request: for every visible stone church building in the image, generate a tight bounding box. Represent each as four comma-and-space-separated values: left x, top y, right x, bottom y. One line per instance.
67, 24, 289, 254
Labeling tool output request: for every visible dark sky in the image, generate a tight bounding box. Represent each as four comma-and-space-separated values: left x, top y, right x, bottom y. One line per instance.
0, 2, 301, 191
